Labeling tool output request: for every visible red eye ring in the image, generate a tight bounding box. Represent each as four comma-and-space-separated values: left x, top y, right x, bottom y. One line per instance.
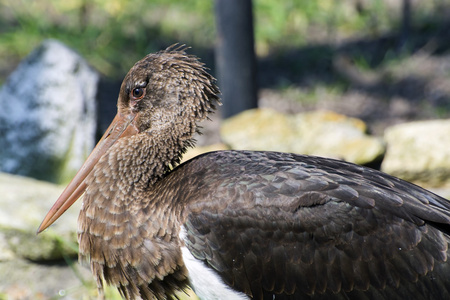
131, 87, 145, 100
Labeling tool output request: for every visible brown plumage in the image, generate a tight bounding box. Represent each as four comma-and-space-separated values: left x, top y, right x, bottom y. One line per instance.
39, 45, 450, 300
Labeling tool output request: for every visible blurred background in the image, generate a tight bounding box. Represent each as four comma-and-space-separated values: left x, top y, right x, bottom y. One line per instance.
1, 0, 450, 299
1, 0, 450, 132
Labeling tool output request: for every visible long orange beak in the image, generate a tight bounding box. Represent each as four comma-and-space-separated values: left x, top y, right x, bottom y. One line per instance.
37, 112, 138, 233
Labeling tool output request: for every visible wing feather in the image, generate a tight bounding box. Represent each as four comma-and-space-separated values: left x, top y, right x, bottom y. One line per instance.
174, 151, 450, 299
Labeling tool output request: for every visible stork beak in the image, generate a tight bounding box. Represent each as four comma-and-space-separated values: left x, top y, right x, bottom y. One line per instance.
37, 112, 138, 233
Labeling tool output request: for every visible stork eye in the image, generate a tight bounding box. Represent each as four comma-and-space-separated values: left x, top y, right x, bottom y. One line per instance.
131, 87, 145, 100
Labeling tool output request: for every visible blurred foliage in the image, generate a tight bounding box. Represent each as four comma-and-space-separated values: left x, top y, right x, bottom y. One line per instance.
0, 0, 444, 79
0, 0, 215, 77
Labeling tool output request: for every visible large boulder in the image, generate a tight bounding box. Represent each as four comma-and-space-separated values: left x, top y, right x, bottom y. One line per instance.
0, 172, 94, 299
0, 172, 80, 261
0, 39, 98, 184
182, 143, 230, 163
381, 120, 450, 187
0, 172, 195, 299
221, 109, 385, 165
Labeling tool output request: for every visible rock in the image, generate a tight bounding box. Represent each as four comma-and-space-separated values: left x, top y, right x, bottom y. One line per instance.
0, 258, 95, 300
381, 120, 450, 187
0, 39, 98, 184
181, 143, 230, 164
0, 172, 194, 299
221, 109, 384, 165
0, 172, 95, 298
0, 172, 98, 299
0, 172, 80, 261
293, 111, 384, 164
221, 108, 294, 152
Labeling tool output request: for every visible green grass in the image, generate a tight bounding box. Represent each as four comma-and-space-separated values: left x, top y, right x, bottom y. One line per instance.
0, 0, 443, 81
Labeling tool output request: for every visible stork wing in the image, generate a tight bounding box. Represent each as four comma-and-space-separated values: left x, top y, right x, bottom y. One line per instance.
174, 150, 450, 300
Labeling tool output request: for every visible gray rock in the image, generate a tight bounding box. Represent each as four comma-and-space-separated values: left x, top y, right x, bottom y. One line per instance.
221, 109, 385, 165
0, 172, 95, 298
0, 258, 95, 300
0, 172, 161, 299
0, 172, 80, 261
381, 120, 450, 187
0, 39, 98, 184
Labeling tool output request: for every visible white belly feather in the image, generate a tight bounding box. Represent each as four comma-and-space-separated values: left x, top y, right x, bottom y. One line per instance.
179, 226, 249, 300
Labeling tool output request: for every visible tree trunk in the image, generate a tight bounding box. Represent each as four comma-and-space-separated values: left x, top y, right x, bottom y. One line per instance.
214, 0, 258, 118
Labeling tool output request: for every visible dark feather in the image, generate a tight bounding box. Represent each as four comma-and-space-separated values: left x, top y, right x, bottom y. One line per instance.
176, 151, 450, 299
68, 47, 450, 300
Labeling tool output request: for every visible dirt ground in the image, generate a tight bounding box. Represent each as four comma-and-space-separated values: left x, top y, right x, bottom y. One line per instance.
259, 52, 450, 136
256, 25, 450, 137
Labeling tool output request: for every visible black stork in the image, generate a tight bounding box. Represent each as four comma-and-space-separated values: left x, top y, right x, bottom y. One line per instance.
38, 45, 450, 300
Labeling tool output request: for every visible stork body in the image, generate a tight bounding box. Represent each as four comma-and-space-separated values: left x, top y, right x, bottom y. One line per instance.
39, 46, 450, 300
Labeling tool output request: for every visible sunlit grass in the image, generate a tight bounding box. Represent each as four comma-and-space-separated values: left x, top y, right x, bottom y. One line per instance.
1, 0, 442, 81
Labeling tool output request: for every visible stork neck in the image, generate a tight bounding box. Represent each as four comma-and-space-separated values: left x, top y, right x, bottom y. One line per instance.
79, 125, 193, 298
113, 123, 195, 190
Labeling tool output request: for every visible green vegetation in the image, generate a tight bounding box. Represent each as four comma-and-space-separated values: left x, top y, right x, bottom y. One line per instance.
0, 0, 215, 77
0, 0, 443, 79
